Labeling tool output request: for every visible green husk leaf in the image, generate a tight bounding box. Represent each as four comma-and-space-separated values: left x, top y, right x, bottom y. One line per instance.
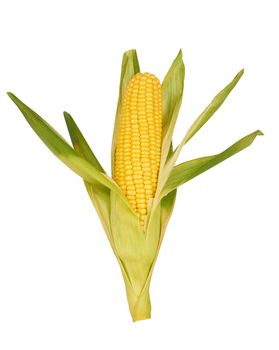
161, 130, 263, 198
63, 112, 114, 246
146, 50, 184, 237
111, 49, 140, 175
63, 107, 148, 306
160, 189, 177, 240
129, 192, 176, 321
85, 183, 114, 248
112, 194, 162, 321
160, 50, 185, 169
181, 69, 244, 146
157, 69, 245, 194
7, 92, 126, 200
64, 111, 105, 173
110, 190, 152, 295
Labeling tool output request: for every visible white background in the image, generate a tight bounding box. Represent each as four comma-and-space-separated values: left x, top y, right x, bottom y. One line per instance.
0, 0, 278, 349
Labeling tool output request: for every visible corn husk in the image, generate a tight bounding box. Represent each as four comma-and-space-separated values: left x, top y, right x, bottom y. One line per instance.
8, 49, 262, 321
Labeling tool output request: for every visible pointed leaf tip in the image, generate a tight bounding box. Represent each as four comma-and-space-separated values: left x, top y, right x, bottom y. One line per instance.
237, 68, 244, 78
7, 92, 16, 100
161, 129, 263, 197
63, 111, 71, 120
173, 49, 183, 62
63, 110, 106, 173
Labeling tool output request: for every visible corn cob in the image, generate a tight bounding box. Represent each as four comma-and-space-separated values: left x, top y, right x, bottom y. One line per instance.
114, 72, 162, 226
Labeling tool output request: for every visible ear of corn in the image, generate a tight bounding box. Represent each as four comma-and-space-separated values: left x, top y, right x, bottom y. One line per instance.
8, 49, 263, 321
114, 72, 162, 226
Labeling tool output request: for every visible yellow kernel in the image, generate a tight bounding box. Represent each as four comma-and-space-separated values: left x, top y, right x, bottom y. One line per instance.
137, 203, 147, 209
127, 189, 136, 196
136, 198, 146, 204
138, 208, 147, 216
134, 179, 144, 185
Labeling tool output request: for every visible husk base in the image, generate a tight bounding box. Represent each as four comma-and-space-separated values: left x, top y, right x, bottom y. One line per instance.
127, 286, 152, 322
122, 272, 152, 322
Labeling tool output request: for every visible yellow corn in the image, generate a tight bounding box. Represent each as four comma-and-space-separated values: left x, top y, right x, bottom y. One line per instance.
114, 72, 162, 226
